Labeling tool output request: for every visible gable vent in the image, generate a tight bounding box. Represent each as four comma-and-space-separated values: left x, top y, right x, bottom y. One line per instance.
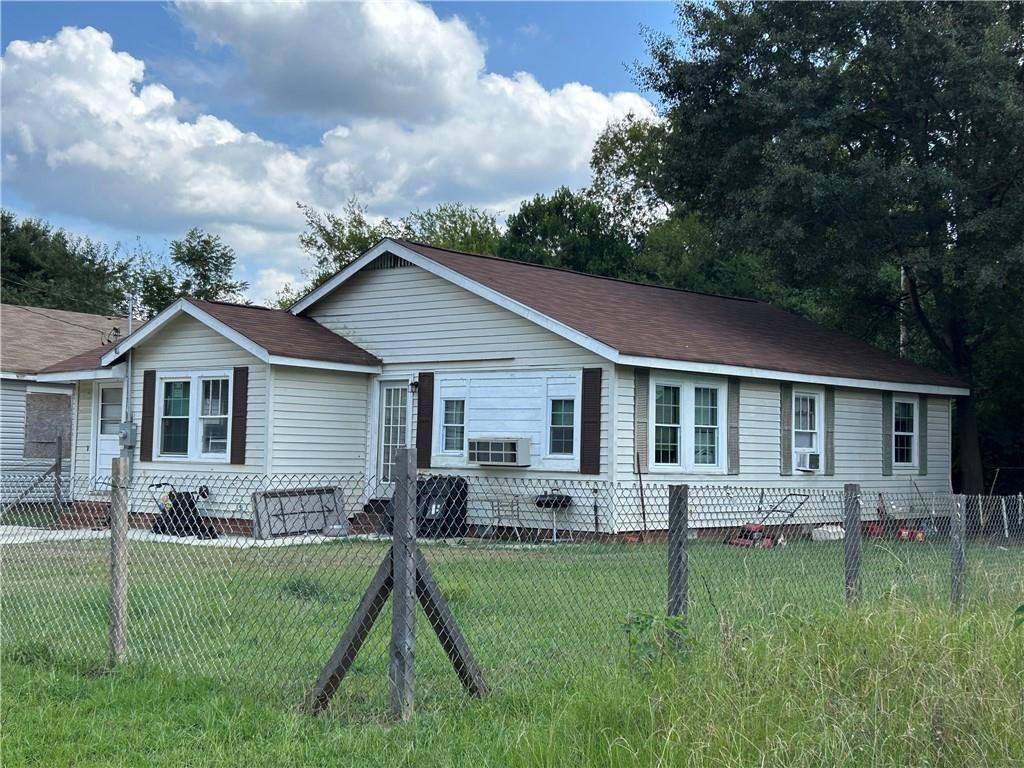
366, 253, 411, 271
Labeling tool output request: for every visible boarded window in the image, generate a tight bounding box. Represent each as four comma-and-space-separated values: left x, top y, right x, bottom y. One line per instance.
23, 392, 72, 459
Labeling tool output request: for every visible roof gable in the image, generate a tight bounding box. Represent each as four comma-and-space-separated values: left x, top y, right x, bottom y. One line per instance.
99, 298, 380, 372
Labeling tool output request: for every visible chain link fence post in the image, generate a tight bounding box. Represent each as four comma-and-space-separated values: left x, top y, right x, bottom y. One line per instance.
843, 483, 861, 603
667, 484, 688, 618
110, 456, 129, 665
951, 495, 967, 609
389, 447, 417, 720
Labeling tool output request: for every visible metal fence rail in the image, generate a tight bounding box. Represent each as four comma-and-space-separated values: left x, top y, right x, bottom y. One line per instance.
2, 453, 1022, 719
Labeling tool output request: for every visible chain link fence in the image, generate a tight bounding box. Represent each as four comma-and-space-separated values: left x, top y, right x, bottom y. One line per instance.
2, 455, 1022, 719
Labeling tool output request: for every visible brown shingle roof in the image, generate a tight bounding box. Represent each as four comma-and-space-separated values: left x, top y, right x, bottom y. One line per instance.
0, 304, 127, 375
37, 345, 117, 374
395, 240, 965, 390
185, 298, 380, 367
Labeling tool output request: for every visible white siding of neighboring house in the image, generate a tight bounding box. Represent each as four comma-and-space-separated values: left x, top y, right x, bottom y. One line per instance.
269, 366, 369, 476
307, 263, 613, 481
0, 379, 72, 502
613, 367, 954, 531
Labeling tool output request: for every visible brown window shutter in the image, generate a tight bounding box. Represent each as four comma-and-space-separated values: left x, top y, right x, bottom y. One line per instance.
881, 392, 893, 476
824, 386, 836, 476
415, 372, 434, 469
230, 366, 249, 465
140, 369, 156, 462
580, 368, 602, 475
633, 369, 649, 473
779, 382, 793, 476
727, 377, 740, 475
918, 395, 928, 475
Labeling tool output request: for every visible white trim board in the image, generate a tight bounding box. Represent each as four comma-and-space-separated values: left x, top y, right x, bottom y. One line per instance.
36, 363, 126, 383
288, 239, 970, 398
100, 298, 380, 375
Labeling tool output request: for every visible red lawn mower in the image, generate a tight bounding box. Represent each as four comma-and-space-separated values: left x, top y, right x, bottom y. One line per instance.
725, 492, 810, 549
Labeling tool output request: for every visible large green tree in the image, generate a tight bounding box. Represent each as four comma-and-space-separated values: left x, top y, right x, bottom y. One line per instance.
0, 210, 131, 315
641, 1, 1024, 491
498, 186, 634, 276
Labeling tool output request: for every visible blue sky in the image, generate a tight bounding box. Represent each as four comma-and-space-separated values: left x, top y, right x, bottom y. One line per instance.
1, 1, 677, 301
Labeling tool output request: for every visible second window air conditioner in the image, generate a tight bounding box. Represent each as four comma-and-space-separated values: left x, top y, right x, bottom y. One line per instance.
467, 437, 532, 467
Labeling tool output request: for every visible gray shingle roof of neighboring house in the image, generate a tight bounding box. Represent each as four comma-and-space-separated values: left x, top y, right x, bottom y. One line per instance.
0, 304, 127, 375
394, 240, 966, 390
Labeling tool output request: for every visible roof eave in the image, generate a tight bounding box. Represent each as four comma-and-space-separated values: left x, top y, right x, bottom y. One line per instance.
36, 363, 128, 383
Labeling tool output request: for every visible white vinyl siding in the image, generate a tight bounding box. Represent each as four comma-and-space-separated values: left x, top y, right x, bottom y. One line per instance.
308, 264, 611, 478
269, 366, 368, 475
0, 379, 72, 501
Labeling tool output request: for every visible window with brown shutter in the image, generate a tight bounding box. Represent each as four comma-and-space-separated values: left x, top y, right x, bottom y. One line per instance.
580, 367, 602, 475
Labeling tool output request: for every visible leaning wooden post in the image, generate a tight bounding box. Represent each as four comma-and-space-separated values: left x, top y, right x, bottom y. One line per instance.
951, 495, 967, 609
843, 483, 861, 604
667, 484, 689, 618
110, 456, 130, 664
389, 447, 417, 720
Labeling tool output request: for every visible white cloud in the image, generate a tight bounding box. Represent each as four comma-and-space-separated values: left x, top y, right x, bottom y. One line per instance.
1, 3, 653, 299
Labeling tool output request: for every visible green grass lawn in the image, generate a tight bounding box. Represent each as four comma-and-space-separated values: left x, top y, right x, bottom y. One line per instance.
2, 534, 1022, 766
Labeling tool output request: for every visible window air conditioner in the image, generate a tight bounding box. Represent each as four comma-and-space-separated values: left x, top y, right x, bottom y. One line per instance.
796, 452, 821, 472
467, 437, 531, 467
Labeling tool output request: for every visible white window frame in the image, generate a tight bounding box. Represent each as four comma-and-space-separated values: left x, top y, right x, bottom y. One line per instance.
153, 369, 232, 463
893, 396, 918, 467
648, 374, 727, 474
544, 396, 577, 458
440, 397, 466, 455
792, 388, 824, 474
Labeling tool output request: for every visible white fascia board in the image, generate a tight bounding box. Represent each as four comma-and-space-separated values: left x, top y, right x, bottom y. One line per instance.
36, 363, 127, 383
617, 355, 970, 397
101, 299, 271, 366
267, 355, 380, 374
289, 239, 622, 363
0, 371, 37, 381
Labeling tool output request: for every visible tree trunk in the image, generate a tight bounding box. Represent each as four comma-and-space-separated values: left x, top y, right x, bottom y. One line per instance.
956, 395, 985, 494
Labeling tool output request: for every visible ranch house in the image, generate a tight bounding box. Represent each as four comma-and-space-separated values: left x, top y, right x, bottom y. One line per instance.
37, 239, 968, 534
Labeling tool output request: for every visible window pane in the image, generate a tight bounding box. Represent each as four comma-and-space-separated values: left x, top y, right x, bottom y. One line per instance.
550, 399, 574, 427
894, 402, 914, 434
101, 387, 122, 405
163, 381, 190, 417
161, 418, 188, 455
202, 418, 228, 454
655, 385, 680, 426
549, 399, 574, 455
795, 430, 816, 449
550, 426, 573, 455
694, 387, 718, 427
654, 425, 679, 465
694, 426, 717, 465
894, 434, 913, 464
380, 385, 408, 481
202, 379, 229, 417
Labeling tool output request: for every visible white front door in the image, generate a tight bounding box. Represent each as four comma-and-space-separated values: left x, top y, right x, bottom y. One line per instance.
94, 383, 123, 481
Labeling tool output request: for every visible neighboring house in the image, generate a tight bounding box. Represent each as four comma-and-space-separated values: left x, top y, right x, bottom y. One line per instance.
0, 304, 126, 500
39, 239, 968, 532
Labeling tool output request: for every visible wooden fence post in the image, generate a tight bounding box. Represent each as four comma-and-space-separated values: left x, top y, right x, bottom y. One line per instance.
951, 495, 967, 609
843, 483, 861, 603
53, 434, 63, 505
110, 456, 129, 664
667, 484, 688, 617
389, 447, 417, 720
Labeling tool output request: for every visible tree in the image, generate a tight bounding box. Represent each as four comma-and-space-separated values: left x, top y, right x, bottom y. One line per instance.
498, 187, 634, 277
641, 1, 1024, 491
0, 210, 131, 315
136, 228, 248, 317
589, 114, 669, 248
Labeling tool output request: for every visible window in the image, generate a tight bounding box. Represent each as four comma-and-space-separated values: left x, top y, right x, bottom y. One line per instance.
548, 398, 575, 455
160, 380, 191, 456
199, 378, 229, 456
99, 386, 123, 436
442, 399, 465, 453
154, 372, 231, 461
793, 391, 822, 472
693, 387, 718, 466
654, 384, 681, 465
468, 439, 526, 465
893, 399, 916, 465
650, 377, 726, 471
379, 383, 408, 482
